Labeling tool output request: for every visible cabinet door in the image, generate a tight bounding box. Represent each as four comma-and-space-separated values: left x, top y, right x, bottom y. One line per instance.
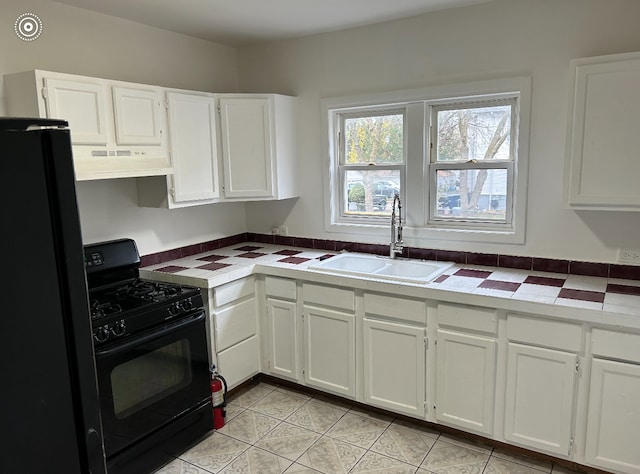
363, 318, 426, 417
219, 97, 274, 199
585, 359, 640, 473
43, 77, 109, 145
436, 329, 496, 436
216, 335, 260, 390
504, 343, 577, 456
266, 299, 299, 382
112, 86, 164, 146
565, 52, 640, 209
166, 92, 220, 203
303, 305, 355, 398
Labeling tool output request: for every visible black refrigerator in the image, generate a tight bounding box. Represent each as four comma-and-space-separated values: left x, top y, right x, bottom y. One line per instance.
1, 118, 107, 473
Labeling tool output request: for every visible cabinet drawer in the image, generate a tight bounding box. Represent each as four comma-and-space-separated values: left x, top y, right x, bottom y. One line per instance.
364, 293, 426, 325
303, 283, 355, 312
592, 329, 640, 363
214, 276, 255, 308
215, 297, 257, 351
438, 303, 497, 334
217, 335, 260, 389
265, 276, 296, 300
507, 314, 582, 352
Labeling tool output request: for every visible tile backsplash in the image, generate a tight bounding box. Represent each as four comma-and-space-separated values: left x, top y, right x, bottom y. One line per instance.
139, 232, 640, 281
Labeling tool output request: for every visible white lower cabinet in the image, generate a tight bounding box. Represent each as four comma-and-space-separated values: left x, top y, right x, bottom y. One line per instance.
363, 318, 426, 417
504, 314, 582, 457
266, 299, 299, 381
504, 343, 577, 456
435, 329, 496, 436
209, 277, 259, 390
303, 305, 356, 398
584, 329, 640, 473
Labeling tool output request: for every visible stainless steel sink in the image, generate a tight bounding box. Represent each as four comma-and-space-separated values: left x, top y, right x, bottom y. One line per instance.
308, 253, 454, 284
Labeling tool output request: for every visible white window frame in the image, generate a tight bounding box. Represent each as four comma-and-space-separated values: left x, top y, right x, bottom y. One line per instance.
427, 96, 518, 232
321, 77, 531, 245
334, 106, 407, 226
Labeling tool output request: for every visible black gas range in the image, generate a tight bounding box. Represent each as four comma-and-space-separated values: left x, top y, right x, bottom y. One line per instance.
84, 239, 213, 474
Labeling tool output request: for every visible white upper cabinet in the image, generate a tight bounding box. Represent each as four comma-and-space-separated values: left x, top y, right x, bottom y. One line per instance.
137, 90, 221, 208
112, 86, 164, 146
564, 51, 640, 210
4, 70, 171, 181
218, 94, 299, 200
42, 77, 109, 146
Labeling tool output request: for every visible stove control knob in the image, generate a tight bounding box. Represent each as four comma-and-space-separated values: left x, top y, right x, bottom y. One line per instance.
112, 320, 126, 337
95, 326, 110, 343
182, 298, 193, 311
168, 303, 180, 316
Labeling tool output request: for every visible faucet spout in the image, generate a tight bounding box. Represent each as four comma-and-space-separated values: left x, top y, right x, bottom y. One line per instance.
390, 192, 403, 259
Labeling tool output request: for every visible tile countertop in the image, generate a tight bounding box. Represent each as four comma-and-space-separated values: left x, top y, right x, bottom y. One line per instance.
140, 243, 640, 331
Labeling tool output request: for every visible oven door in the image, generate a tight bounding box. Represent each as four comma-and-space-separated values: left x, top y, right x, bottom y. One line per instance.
95, 310, 211, 457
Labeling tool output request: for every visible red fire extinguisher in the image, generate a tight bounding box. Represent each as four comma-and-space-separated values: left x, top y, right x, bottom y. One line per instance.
210, 364, 227, 429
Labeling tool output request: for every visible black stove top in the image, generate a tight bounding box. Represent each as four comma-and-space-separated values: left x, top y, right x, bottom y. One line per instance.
84, 239, 204, 347
88, 278, 198, 320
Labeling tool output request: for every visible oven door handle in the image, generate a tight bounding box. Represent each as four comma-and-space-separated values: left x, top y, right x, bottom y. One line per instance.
95, 310, 206, 358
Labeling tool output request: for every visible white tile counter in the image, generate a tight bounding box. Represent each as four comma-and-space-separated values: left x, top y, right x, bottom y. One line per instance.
140, 242, 640, 330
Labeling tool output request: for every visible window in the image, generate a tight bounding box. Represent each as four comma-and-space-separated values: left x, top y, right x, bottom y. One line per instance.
322, 77, 530, 244
428, 99, 516, 230
337, 109, 405, 221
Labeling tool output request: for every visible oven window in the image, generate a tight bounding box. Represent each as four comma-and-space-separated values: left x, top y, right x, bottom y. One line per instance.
110, 339, 193, 419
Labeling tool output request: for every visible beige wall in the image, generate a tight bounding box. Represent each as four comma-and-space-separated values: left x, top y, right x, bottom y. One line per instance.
0, 0, 246, 255
239, 0, 640, 263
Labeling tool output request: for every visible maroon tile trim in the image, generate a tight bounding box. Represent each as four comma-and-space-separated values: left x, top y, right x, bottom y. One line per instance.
455, 269, 493, 279
498, 255, 532, 270
467, 253, 499, 267
533, 258, 570, 274
606, 283, 640, 296
434, 274, 450, 283
569, 261, 609, 278
557, 288, 605, 303
335, 241, 358, 252
237, 252, 268, 259
252, 233, 276, 244
436, 250, 466, 264
523, 276, 566, 287
197, 254, 228, 262
235, 245, 262, 251
357, 243, 389, 256
294, 237, 314, 249
155, 265, 189, 273
197, 262, 232, 271
408, 247, 438, 261
274, 236, 295, 246
278, 256, 310, 264
609, 264, 640, 280
313, 239, 337, 251
273, 249, 302, 256
479, 280, 521, 292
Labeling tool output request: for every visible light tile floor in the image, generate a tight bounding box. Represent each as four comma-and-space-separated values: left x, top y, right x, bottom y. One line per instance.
154, 382, 584, 474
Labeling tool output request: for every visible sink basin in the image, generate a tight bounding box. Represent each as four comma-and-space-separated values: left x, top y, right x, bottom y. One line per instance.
308, 253, 454, 284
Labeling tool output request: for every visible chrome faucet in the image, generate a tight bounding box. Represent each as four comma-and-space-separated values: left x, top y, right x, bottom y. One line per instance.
390, 192, 403, 258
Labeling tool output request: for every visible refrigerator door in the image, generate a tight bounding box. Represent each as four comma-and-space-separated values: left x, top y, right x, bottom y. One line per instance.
1, 118, 106, 473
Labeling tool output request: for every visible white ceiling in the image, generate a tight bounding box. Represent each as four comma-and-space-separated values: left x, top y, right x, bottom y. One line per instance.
50, 0, 494, 46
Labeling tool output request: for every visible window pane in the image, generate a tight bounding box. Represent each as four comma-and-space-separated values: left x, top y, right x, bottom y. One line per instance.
435, 169, 507, 220
436, 105, 511, 162
345, 169, 400, 216
344, 113, 403, 164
